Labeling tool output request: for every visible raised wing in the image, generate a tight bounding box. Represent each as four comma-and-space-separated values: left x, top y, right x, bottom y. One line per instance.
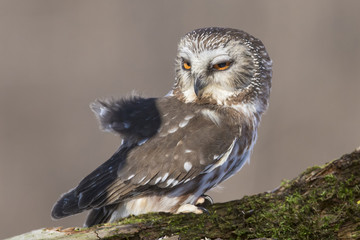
90, 96, 161, 143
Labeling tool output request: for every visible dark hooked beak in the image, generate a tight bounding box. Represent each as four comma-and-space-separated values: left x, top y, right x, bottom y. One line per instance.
194, 77, 208, 98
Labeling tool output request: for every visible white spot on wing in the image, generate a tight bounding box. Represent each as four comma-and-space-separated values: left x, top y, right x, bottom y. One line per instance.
184, 115, 194, 120
179, 119, 189, 128
159, 133, 167, 138
138, 176, 146, 183
184, 162, 192, 172
185, 149, 193, 153
166, 178, 175, 187
168, 126, 178, 133
127, 174, 135, 180
154, 177, 161, 184
161, 173, 169, 182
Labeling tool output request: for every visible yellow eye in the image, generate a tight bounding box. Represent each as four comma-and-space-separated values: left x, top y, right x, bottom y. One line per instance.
213, 61, 231, 71
183, 61, 191, 70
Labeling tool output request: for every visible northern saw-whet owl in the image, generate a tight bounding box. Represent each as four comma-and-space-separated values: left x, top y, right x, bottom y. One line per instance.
51, 27, 272, 227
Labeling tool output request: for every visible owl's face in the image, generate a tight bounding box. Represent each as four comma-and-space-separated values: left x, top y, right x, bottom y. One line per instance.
173, 28, 272, 112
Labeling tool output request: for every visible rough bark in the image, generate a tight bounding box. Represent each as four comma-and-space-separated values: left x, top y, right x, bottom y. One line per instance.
7, 148, 360, 240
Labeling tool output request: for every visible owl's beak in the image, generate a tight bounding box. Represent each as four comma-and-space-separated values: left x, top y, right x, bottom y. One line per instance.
194, 77, 208, 98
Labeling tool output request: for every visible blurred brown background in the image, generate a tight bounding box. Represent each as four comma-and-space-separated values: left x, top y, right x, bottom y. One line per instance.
1, 0, 359, 238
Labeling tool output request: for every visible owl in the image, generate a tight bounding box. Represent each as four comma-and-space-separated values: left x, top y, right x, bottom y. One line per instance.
51, 27, 272, 227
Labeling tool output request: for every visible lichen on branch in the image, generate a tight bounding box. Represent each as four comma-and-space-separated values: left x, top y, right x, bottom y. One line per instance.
7, 148, 360, 240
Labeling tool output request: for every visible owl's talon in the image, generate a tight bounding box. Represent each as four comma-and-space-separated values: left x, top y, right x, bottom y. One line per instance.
203, 195, 213, 205
195, 194, 213, 207
198, 206, 210, 215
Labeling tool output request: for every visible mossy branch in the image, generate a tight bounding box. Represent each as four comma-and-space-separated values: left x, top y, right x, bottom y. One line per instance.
7, 148, 360, 240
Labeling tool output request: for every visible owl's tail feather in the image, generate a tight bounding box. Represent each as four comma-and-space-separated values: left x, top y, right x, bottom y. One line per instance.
51, 189, 84, 219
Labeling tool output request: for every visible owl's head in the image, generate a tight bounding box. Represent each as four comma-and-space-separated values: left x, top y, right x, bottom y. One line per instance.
173, 27, 272, 115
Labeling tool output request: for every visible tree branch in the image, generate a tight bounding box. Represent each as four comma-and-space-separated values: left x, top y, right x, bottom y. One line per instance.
8, 148, 360, 240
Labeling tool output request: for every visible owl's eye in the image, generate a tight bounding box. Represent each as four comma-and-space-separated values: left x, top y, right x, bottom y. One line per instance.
213, 61, 231, 71
182, 61, 191, 70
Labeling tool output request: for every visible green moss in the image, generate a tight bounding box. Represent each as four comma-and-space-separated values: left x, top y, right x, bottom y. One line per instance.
82, 152, 360, 239
303, 165, 322, 175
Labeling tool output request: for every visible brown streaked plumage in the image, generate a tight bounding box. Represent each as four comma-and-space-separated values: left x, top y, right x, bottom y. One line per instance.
51, 27, 272, 227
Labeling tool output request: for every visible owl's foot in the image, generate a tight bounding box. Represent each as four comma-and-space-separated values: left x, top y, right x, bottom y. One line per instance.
176, 195, 213, 215
176, 204, 204, 214
195, 194, 213, 206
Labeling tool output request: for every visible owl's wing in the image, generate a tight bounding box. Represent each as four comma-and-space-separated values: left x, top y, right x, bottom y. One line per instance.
51, 97, 239, 220
90, 96, 161, 142
117, 99, 239, 189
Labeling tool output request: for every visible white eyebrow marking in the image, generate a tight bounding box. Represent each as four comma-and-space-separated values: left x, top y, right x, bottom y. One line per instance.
211, 54, 232, 65
179, 52, 191, 60
184, 162, 192, 172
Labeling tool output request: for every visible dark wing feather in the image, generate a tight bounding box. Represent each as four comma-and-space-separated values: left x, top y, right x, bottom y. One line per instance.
52, 96, 239, 221
84, 204, 118, 227
90, 96, 161, 143
51, 145, 137, 219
